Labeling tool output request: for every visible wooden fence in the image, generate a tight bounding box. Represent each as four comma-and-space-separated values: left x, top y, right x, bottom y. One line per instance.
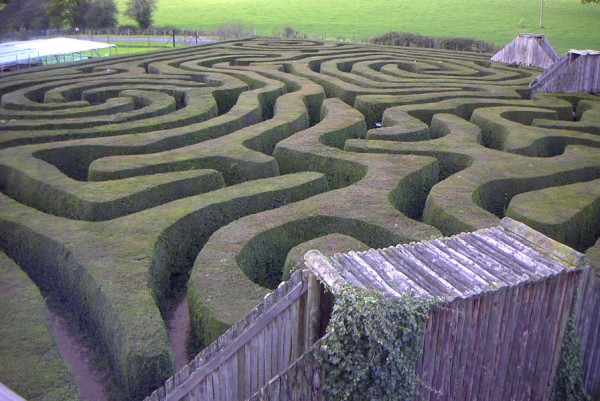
414, 271, 582, 401
246, 340, 323, 401
577, 265, 600, 397
144, 269, 324, 401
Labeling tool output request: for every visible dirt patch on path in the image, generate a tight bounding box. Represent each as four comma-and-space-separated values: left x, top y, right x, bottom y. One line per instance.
50, 309, 118, 401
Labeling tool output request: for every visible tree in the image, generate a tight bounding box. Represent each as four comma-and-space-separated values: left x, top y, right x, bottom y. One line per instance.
0, 0, 50, 32
125, 0, 157, 29
84, 0, 118, 29
581, 0, 599, 2
46, 0, 90, 28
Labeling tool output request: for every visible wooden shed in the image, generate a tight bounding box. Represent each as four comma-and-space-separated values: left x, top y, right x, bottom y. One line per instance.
491, 34, 560, 69
305, 217, 589, 401
146, 218, 596, 401
529, 49, 600, 96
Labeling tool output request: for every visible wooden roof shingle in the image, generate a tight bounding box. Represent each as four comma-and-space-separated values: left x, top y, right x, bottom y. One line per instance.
491, 34, 560, 69
529, 49, 600, 95
304, 218, 588, 301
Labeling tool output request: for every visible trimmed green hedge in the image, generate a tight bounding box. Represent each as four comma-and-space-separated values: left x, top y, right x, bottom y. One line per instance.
0, 251, 79, 401
506, 179, 600, 252
283, 234, 369, 280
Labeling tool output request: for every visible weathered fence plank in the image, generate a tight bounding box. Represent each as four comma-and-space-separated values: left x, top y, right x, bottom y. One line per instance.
577, 262, 600, 397
146, 269, 311, 401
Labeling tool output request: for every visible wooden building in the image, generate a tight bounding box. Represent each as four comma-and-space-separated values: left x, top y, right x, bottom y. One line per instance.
530, 49, 600, 96
491, 34, 560, 69
146, 218, 596, 400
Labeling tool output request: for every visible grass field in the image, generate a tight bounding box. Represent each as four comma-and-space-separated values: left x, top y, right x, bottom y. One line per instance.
114, 0, 600, 53
99, 39, 193, 55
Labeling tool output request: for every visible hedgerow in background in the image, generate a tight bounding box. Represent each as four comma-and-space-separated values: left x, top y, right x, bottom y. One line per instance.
371, 31, 496, 53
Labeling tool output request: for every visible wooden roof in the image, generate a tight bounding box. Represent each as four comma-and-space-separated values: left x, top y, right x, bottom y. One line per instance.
491, 34, 560, 69
304, 218, 587, 301
569, 49, 600, 56
529, 49, 600, 95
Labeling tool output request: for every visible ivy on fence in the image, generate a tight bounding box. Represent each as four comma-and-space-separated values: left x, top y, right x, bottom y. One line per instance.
320, 285, 437, 401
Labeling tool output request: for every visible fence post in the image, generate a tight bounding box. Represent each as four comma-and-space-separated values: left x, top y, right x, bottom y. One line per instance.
172, 30, 176, 48
306, 273, 321, 349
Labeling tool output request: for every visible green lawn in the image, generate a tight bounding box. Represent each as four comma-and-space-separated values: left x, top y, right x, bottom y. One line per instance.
99, 39, 188, 55
115, 0, 600, 53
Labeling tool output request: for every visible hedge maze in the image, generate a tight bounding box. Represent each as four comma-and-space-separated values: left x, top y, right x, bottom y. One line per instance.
1, 38, 599, 399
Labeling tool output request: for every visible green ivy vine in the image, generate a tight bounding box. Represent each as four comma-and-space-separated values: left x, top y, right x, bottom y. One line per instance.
320, 285, 436, 401
553, 312, 591, 401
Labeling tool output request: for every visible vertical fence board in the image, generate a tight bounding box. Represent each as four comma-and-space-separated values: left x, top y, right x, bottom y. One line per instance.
278, 311, 287, 375
304, 274, 323, 350
497, 285, 521, 400
251, 334, 259, 394
297, 291, 307, 357
214, 370, 222, 401
471, 294, 492, 400
430, 305, 445, 399
494, 286, 513, 401
443, 302, 459, 401
283, 307, 292, 367
271, 314, 280, 376
263, 321, 271, 388
418, 310, 435, 399
480, 288, 506, 401
232, 353, 240, 400
529, 276, 554, 400
451, 299, 468, 401
258, 328, 265, 389
437, 306, 451, 399
244, 342, 251, 397
578, 267, 600, 395
220, 358, 237, 400
205, 373, 212, 401
524, 280, 562, 399
466, 296, 484, 400
290, 296, 300, 361
528, 277, 561, 401
448, 300, 465, 400
509, 284, 538, 400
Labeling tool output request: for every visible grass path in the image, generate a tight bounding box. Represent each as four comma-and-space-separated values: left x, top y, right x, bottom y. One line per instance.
115, 0, 600, 53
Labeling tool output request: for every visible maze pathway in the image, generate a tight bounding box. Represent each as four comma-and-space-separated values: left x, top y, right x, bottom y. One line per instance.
0, 38, 598, 399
